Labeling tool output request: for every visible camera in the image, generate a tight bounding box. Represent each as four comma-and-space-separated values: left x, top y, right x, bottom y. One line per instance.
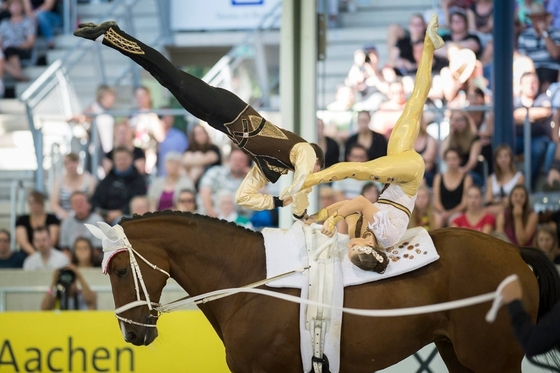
57, 268, 76, 288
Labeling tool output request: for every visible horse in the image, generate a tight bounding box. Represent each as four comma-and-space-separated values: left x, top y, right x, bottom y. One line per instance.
100, 211, 560, 372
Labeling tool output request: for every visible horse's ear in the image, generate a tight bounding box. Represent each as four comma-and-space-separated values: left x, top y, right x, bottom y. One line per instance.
98, 222, 120, 241
85, 223, 105, 240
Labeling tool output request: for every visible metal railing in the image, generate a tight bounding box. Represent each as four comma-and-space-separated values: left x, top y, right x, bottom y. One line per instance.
9, 181, 26, 252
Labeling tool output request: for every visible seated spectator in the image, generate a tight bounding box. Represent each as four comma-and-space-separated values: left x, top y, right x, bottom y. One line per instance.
535, 224, 560, 263
91, 146, 147, 224
103, 120, 146, 177
40, 265, 97, 310
148, 151, 195, 211
327, 85, 356, 112
485, 145, 525, 216
129, 86, 161, 174
129, 195, 149, 217
435, 46, 478, 107
434, 7, 482, 60
50, 153, 96, 220
318, 185, 337, 208
344, 110, 387, 161
441, 110, 484, 186
433, 148, 473, 226
58, 191, 103, 254
451, 184, 495, 233
408, 185, 443, 231
16, 190, 59, 255
415, 112, 438, 187
513, 71, 553, 188
352, 46, 395, 112
181, 124, 221, 187
28, 0, 61, 49
371, 80, 407, 140
466, 86, 493, 172
154, 109, 188, 177
216, 191, 253, 230
198, 147, 251, 218
174, 189, 198, 213
423, 0, 475, 33
346, 48, 376, 98
332, 144, 370, 200
386, 14, 427, 76
517, 3, 560, 94
0, 0, 35, 82
23, 226, 68, 270
495, 185, 538, 246
71, 237, 97, 268
317, 118, 340, 168
469, 0, 493, 48
361, 182, 379, 204
0, 228, 25, 268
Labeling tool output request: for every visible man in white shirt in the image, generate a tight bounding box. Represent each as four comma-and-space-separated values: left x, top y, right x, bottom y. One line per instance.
23, 227, 69, 270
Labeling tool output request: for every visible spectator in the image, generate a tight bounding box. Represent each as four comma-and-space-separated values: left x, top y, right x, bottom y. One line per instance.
408, 185, 442, 231
466, 86, 493, 172
155, 110, 188, 177
548, 0, 560, 30
40, 265, 97, 310
433, 148, 473, 226
148, 151, 195, 211
469, 0, 493, 47
386, 14, 427, 76
435, 7, 482, 59
0, 0, 35, 81
28, 0, 61, 49
16, 190, 60, 255
534, 224, 560, 263
441, 110, 484, 186
129, 195, 149, 217
58, 191, 103, 254
423, 0, 475, 32
513, 71, 553, 188
71, 237, 97, 267
181, 124, 221, 187
216, 190, 253, 229
436, 46, 478, 107
518, 2, 560, 94
0, 229, 25, 268
318, 186, 337, 208
495, 185, 538, 246
485, 145, 525, 216
317, 118, 340, 168
91, 146, 147, 224
451, 184, 495, 233
361, 182, 379, 204
332, 144, 370, 200
50, 153, 96, 220
344, 110, 387, 161
129, 86, 160, 174
103, 120, 146, 177
174, 189, 198, 213
198, 147, 251, 218
23, 226, 68, 270
371, 80, 407, 140
415, 112, 438, 187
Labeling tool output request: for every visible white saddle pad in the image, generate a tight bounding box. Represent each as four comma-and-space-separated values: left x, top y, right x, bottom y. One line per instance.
264, 223, 439, 288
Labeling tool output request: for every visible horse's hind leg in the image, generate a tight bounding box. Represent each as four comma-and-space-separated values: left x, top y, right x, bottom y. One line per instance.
435, 340, 475, 373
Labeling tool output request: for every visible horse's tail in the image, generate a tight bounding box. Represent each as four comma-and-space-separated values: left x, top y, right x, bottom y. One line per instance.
520, 246, 560, 320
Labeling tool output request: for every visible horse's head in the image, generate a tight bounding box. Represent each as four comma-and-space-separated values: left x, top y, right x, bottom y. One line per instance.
86, 222, 170, 346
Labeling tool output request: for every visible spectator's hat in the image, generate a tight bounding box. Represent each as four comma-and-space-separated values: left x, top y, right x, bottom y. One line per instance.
448, 48, 477, 84
526, 3, 550, 17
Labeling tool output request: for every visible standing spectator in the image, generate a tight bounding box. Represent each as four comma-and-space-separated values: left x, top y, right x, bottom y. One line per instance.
360, 182, 379, 204
451, 184, 495, 233
216, 191, 253, 229
198, 147, 251, 218
0, 0, 35, 81
344, 110, 387, 161
49, 153, 96, 220
103, 120, 146, 177
317, 118, 340, 168
28, 0, 61, 49
58, 191, 103, 254
23, 227, 68, 270
332, 144, 370, 200
91, 146, 147, 224
16, 190, 59, 255
155, 110, 188, 177
408, 185, 442, 231
495, 185, 538, 246
517, 2, 560, 94
433, 148, 473, 226
181, 124, 221, 187
441, 110, 484, 186
0, 229, 25, 268
148, 151, 195, 211
415, 112, 438, 187
513, 71, 553, 188
485, 145, 525, 216
174, 189, 198, 213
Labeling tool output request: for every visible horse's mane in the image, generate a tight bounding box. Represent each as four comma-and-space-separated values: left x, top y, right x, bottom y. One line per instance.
119, 210, 263, 237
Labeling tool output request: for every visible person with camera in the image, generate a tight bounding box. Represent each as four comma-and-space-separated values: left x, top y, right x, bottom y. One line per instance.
41, 264, 97, 310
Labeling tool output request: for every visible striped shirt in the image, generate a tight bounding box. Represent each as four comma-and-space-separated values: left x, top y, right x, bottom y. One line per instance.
518, 27, 560, 71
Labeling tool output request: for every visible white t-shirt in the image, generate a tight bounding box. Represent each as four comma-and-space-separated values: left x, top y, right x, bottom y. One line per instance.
23, 249, 69, 270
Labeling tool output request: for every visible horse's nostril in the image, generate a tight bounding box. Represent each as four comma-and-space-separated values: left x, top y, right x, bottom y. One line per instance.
125, 331, 137, 343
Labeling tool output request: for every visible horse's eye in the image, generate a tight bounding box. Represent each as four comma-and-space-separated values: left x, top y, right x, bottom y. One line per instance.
115, 268, 127, 278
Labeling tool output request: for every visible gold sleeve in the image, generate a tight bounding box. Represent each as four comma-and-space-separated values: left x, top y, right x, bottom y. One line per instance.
235, 165, 274, 211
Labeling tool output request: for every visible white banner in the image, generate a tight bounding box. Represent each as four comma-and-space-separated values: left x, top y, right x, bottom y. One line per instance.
171, 0, 279, 31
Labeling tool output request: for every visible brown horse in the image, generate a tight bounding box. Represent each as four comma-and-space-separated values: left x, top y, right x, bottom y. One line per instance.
102, 211, 560, 372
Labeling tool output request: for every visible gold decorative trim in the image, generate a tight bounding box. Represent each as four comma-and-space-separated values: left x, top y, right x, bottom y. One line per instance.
105, 27, 145, 55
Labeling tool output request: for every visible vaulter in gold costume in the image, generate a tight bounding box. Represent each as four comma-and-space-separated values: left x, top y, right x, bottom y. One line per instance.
284, 15, 444, 271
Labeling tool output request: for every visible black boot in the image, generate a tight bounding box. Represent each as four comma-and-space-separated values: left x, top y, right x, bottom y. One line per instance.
73, 21, 117, 41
